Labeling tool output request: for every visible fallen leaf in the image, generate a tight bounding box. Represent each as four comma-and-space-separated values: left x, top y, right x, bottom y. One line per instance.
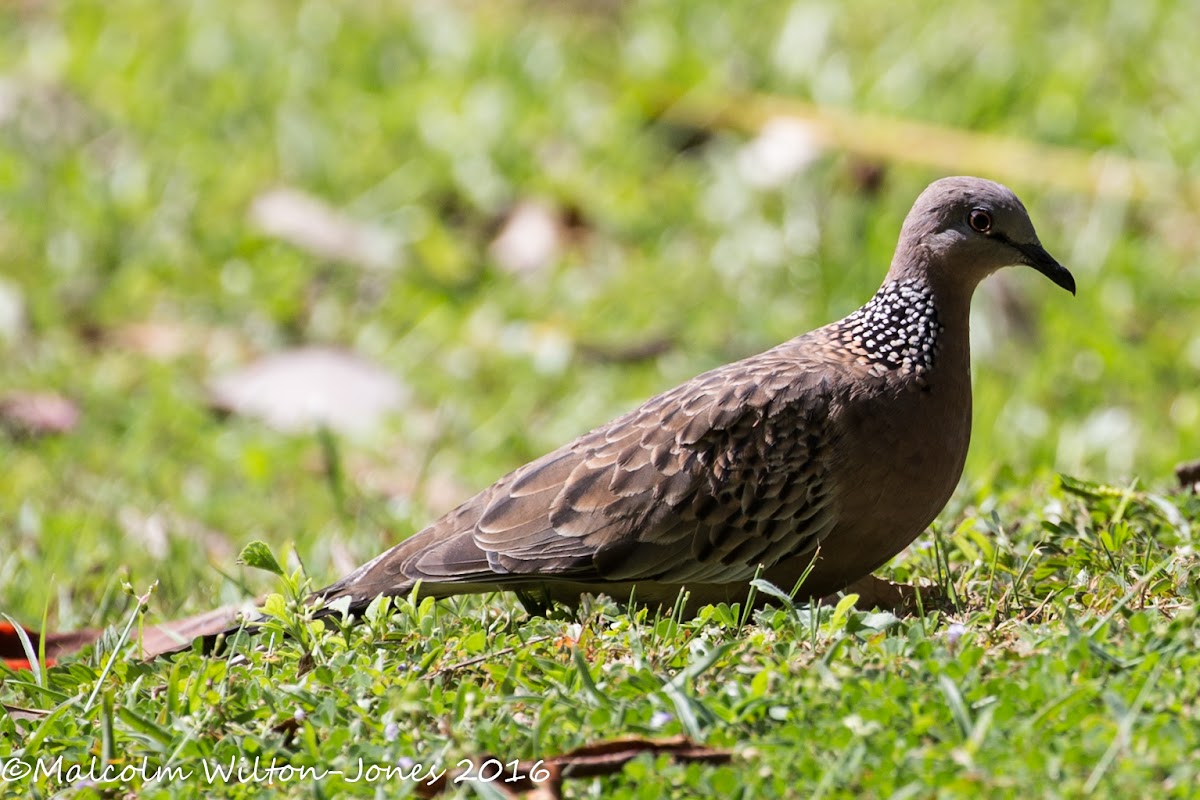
0, 391, 80, 436
0, 601, 262, 667
250, 187, 402, 270
208, 347, 407, 437
416, 736, 733, 798
737, 116, 823, 188
547, 736, 733, 778
489, 200, 567, 276
136, 603, 259, 659
2, 703, 48, 724
0, 620, 101, 669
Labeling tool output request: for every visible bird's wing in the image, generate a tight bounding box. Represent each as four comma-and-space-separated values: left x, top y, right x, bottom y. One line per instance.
316, 341, 851, 608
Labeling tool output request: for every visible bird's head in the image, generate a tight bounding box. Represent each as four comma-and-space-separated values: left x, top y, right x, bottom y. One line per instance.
892, 176, 1075, 296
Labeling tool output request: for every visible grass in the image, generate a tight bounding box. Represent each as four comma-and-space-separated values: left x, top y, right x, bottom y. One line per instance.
2, 0, 1199, 796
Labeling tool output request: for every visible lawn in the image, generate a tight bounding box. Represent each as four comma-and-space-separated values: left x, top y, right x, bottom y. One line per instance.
2, 0, 1199, 797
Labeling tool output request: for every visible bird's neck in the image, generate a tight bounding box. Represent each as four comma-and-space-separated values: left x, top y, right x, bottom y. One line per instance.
833, 277, 946, 376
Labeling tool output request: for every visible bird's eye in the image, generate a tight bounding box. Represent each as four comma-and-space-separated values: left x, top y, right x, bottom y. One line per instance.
968, 209, 992, 233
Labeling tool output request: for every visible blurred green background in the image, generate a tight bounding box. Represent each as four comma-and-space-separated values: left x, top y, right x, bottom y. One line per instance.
1, 0, 1197, 625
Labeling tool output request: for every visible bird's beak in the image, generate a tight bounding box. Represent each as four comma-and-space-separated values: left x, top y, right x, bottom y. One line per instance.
1015, 241, 1075, 295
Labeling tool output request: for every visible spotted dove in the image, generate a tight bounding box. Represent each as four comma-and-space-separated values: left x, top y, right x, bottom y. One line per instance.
315, 176, 1074, 615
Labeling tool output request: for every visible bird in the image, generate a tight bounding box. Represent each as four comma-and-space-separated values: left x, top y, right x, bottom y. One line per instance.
299, 176, 1074, 620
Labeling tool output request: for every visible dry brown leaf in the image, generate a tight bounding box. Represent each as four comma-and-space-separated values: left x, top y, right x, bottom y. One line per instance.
250, 187, 402, 270
489, 200, 566, 276
416, 736, 733, 798
0, 391, 80, 436
0, 620, 101, 669
0, 601, 263, 667
135, 603, 260, 659
208, 347, 407, 437
2, 703, 48, 724
548, 735, 733, 777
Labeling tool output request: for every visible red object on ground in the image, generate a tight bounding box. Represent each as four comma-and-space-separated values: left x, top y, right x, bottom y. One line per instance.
0, 620, 97, 669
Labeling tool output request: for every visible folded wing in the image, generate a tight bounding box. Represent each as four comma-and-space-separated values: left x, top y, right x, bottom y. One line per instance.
315, 341, 847, 610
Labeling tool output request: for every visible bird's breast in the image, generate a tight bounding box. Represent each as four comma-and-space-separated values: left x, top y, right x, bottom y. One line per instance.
827, 365, 972, 550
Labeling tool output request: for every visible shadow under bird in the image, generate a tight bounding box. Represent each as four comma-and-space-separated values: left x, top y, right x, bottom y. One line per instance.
298, 175, 1074, 621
